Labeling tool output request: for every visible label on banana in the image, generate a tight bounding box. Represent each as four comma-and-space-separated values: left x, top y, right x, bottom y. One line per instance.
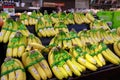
65, 65, 70, 71
107, 36, 112, 40
39, 29, 42, 32
7, 49, 11, 54
32, 68, 39, 75
16, 72, 19, 78
80, 58, 86, 63
90, 58, 96, 63
40, 63, 47, 69
0, 32, 3, 36
18, 47, 22, 51
1, 77, 5, 80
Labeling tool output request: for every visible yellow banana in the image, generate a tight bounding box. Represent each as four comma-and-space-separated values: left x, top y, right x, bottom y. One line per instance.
66, 59, 81, 76
26, 56, 41, 80
1, 63, 8, 80
48, 51, 64, 79
8, 65, 16, 80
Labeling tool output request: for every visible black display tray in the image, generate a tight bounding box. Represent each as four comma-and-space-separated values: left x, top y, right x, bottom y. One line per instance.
0, 24, 120, 80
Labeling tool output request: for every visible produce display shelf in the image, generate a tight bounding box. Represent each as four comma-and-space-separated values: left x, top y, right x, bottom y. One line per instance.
0, 22, 120, 80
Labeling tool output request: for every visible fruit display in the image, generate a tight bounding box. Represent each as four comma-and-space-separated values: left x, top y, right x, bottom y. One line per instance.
22, 49, 52, 80
0, 57, 26, 80
48, 47, 82, 79
0, 10, 120, 80
90, 20, 111, 30
78, 29, 120, 45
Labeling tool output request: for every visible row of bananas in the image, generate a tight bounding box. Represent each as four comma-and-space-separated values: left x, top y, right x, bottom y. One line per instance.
78, 29, 120, 45
90, 20, 111, 30
35, 21, 69, 37
20, 11, 43, 26
22, 49, 52, 80
74, 12, 95, 24
49, 30, 81, 49
48, 47, 83, 79
19, 11, 94, 26
0, 19, 30, 43
0, 57, 26, 80
70, 42, 120, 71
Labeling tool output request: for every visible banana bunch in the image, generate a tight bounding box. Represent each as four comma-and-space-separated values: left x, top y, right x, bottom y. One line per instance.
78, 29, 120, 45
20, 12, 29, 26
74, 12, 91, 24
70, 42, 120, 71
66, 12, 75, 24
28, 11, 38, 25
86, 13, 95, 22
25, 33, 50, 53
54, 22, 69, 34
90, 20, 111, 30
17, 22, 30, 37
100, 42, 120, 65
48, 47, 82, 79
0, 57, 26, 80
35, 20, 56, 37
113, 41, 120, 57
0, 12, 9, 22
22, 49, 52, 80
0, 19, 17, 43
49, 31, 72, 49
50, 12, 59, 24
6, 32, 27, 57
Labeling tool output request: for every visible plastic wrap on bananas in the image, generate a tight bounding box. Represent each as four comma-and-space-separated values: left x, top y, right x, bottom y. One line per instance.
22, 49, 52, 80
0, 57, 26, 80
48, 47, 81, 79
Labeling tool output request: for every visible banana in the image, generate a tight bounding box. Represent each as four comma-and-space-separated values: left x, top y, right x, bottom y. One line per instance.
73, 50, 97, 71
71, 58, 83, 72
3, 30, 11, 43
26, 56, 41, 80
8, 65, 16, 80
12, 41, 19, 57
31, 57, 47, 80
86, 13, 95, 22
1, 64, 8, 80
102, 50, 119, 65
113, 41, 120, 57
0, 22, 7, 42
13, 61, 24, 80
6, 41, 13, 57
58, 66, 69, 78
48, 51, 64, 79
62, 63, 72, 77
66, 59, 81, 76
14, 59, 26, 80
37, 53, 53, 79
18, 36, 26, 57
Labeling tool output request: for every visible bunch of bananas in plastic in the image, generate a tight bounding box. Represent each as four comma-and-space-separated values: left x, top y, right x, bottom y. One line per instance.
0, 57, 26, 80
70, 42, 120, 71
48, 47, 83, 79
22, 49, 52, 80
78, 29, 120, 45
74, 12, 95, 24
90, 20, 111, 30
6, 31, 27, 57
